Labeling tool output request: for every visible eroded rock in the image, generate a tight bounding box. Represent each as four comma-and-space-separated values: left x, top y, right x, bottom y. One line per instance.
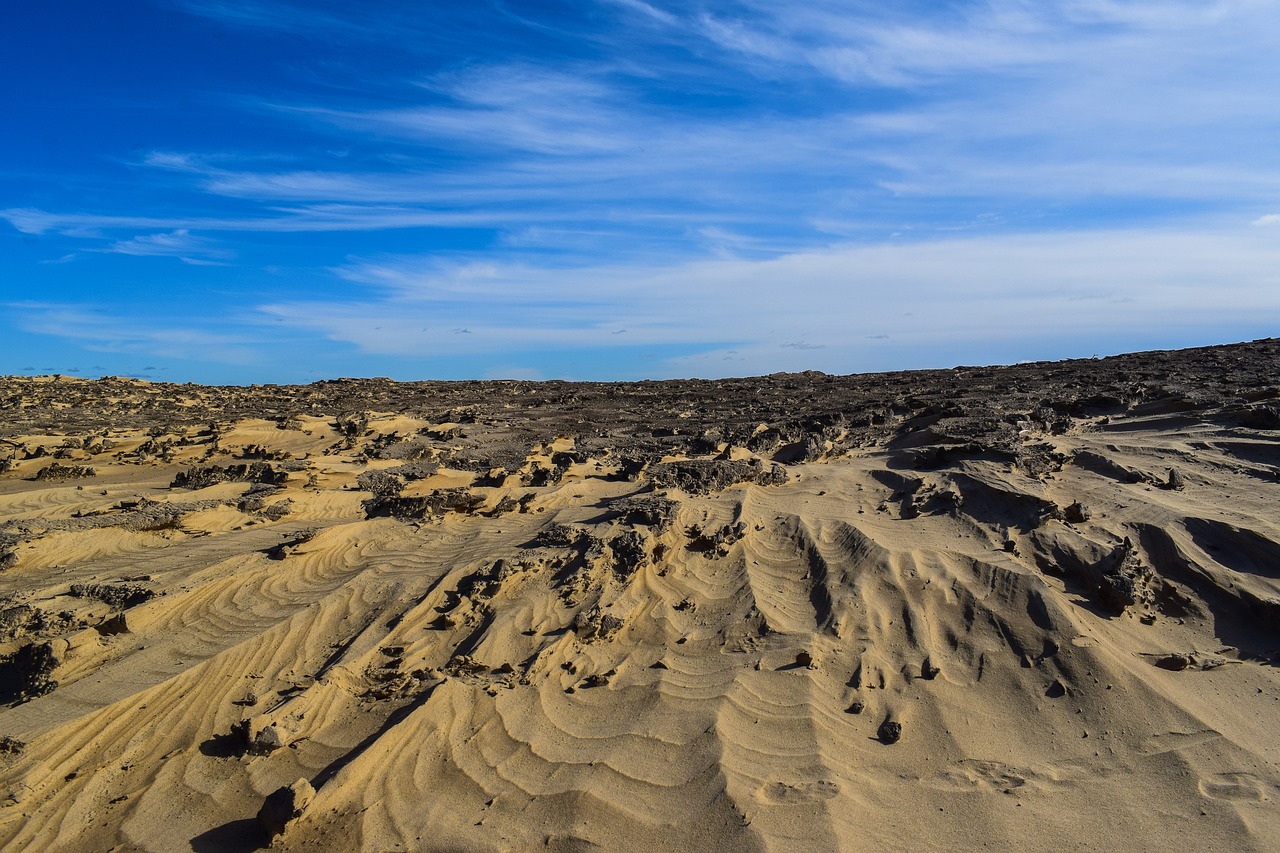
257, 777, 315, 838
0, 641, 60, 703
648, 459, 786, 495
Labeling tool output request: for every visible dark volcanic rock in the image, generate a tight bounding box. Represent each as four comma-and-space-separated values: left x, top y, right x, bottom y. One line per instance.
1098, 571, 1140, 612
0, 531, 19, 571
0, 641, 60, 703
172, 463, 288, 489
356, 469, 405, 497
362, 489, 486, 520
610, 495, 677, 530
236, 482, 283, 513
68, 582, 155, 609
648, 458, 786, 495
2, 341, 1277, 456
32, 463, 96, 481
1235, 404, 1280, 430
607, 530, 649, 576
0, 604, 48, 641
685, 521, 747, 556
119, 501, 191, 532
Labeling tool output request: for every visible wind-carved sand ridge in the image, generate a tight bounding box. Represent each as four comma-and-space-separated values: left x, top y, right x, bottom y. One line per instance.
1, 339, 1278, 852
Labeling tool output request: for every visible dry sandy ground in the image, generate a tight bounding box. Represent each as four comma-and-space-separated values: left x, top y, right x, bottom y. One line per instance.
0, 341, 1278, 852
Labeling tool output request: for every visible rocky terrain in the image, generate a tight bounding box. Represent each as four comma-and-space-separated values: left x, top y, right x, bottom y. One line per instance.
0, 338, 1278, 852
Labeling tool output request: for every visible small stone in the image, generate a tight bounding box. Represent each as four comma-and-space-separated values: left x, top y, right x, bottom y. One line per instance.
878, 719, 902, 744
250, 722, 284, 754
794, 651, 814, 668
845, 701, 864, 715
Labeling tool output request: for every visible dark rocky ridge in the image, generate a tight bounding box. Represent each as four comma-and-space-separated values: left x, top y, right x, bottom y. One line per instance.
3, 339, 1276, 473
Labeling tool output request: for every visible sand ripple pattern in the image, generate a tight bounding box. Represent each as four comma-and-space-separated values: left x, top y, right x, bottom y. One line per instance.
2, 393, 1280, 852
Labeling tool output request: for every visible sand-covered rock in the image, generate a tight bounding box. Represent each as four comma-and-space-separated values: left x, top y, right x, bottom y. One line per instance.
258, 778, 315, 838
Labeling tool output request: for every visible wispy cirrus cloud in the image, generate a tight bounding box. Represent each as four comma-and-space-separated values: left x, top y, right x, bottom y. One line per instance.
0, 205, 509, 236
12, 2, 1280, 249
176, 0, 406, 39
601, 0, 678, 27
8, 302, 261, 364
94, 229, 233, 265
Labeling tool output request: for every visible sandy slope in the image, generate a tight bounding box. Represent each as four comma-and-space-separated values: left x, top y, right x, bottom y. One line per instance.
1, 343, 1279, 852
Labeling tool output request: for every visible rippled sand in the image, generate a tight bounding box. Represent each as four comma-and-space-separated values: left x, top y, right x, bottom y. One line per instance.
2, 340, 1278, 852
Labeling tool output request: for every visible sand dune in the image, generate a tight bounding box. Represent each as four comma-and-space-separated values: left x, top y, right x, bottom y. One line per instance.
1, 340, 1278, 851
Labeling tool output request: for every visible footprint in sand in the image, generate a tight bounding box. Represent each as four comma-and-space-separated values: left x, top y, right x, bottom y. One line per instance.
929, 760, 1035, 793
1198, 773, 1268, 802
758, 780, 841, 804
1140, 730, 1220, 756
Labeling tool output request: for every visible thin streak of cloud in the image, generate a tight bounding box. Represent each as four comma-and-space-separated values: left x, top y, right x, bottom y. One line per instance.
600, 0, 678, 26
8, 302, 261, 364
177, 0, 392, 39
95, 229, 234, 265
0, 206, 519, 236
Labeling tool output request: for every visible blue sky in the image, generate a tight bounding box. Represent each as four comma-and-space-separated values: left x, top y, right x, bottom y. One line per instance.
2, 0, 1278, 383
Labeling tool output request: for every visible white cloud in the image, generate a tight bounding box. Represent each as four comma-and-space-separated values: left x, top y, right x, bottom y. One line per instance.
96, 229, 233, 265
0, 206, 504, 236
257, 224, 1280, 375
177, 0, 378, 37
9, 302, 262, 364
600, 0, 678, 26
